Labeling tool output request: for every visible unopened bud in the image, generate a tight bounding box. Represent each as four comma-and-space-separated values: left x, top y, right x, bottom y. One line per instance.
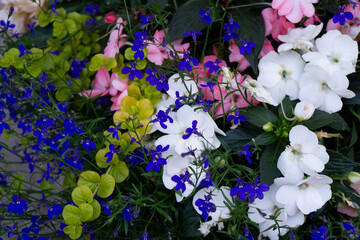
262, 122, 273, 132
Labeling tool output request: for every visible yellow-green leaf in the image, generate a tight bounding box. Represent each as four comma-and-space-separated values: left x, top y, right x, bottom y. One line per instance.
62, 205, 81, 225
63, 225, 82, 240
88, 199, 101, 221
96, 148, 119, 168
77, 171, 100, 192
97, 174, 115, 198
71, 185, 93, 206
64, 19, 77, 34
109, 161, 129, 183
78, 203, 93, 222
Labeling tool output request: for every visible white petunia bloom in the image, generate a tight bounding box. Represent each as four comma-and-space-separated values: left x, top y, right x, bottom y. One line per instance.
302, 30, 358, 75
294, 100, 315, 121
278, 23, 323, 53
275, 170, 333, 215
242, 78, 278, 106
193, 186, 233, 236
248, 184, 305, 240
154, 104, 225, 157
167, 73, 198, 99
299, 65, 355, 114
277, 125, 329, 177
257, 51, 305, 105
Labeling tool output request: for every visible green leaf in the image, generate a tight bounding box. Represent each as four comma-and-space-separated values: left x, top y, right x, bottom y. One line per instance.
155, 206, 173, 223
78, 203, 93, 222
180, 201, 202, 238
222, 124, 262, 151
147, 0, 168, 9
71, 185, 93, 206
344, 73, 360, 105
254, 132, 277, 146
168, 0, 208, 42
278, 96, 296, 118
109, 161, 129, 183
77, 171, 100, 192
89, 54, 107, 72
96, 148, 119, 168
63, 225, 82, 240
232, 8, 265, 72
323, 150, 358, 175
105, 57, 117, 71
97, 174, 115, 198
259, 144, 283, 185
62, 205, 81, 225
55, 88, 72, 101
53, 21, 65, 37
88, 199, 101, 221
243, 106, 278, 128
38, 11, 56, 27
12, 175, 24, 190
300, 110, 349, 131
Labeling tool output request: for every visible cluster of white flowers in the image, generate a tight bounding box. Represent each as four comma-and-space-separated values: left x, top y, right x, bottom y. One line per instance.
254, 24, 357, 117
248, 125, 332, 240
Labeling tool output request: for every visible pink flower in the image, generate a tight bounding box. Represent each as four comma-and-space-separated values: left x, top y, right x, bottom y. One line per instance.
326, 0, 360, 40
262, 8, 295, 41
337, 203, 358, 218
105, 12, 117, 23
146, 30, 189, 65
304, 13, 322, 26
104, 17, 128, 58
228, 38, 274, 71
272, 0, 318, 23
110, 90, 128, 111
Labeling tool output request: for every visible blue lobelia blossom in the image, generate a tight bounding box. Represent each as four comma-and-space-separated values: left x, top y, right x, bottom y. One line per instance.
121, 61, 143, 81
178, 51, 199, 72
182, 120, 201, 139
333, 6, 353, 25
200, 81, 217, 93
204, 58, 222, 74
84, 19, 96, 32
201, 154, 209, 169
183, 30, 202, 42
8, 195, 27, 215
242, 227, 254, 240
349, 1, 358, 9
148, 73, 169, 92
47, 203, 62, 220
230, 178, 248, 201
145, 67, 160, 83
17, 43, 32, 57
133, 31, 150, 46
223, 30, 239, 41
128, 148, 146, 167
343, 222, 359, 238
247, 178, 269, 200
69, 58, 88, 78
152, 109, 173, 129
199, 9, 212, 24
140, 15, 154, 30
238, 144, 253, 163
100, 200, 112, 216
146, 144, 169, 172
120, 204, 137, 222
226, 109, 246, 125
105, 144, 121, 163
198, 171, 215, 188
223, 17, 240, 32
195, 194, 216, 220
311, 226, 332, 240
0, 19, 15, 33
196, 96, 212, 112
0, 173, 7, 186
27, 23, 36, 35
35, 116, 55, 129
239, 39, 255, 55
63, 116, 84, 136
49, 0, 58, 15
84, 3, 99, 17
139, 231, 152, 240
80, 138, 96, 153
171, 170, 193, 193
107, 123, 122, 140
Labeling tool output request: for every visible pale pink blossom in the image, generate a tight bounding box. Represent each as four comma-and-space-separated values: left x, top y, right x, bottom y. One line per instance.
337, 202, 359, 218
304, 14, 322, 26
146, 30, 189, 65
272, 0, 318, 23
262, 8, 295, 41
104, 18, 128, 59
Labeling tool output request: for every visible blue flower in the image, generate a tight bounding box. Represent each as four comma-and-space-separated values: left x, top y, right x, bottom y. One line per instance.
133, 31, 150, 46
47, 203, 62, 220
183, 30, 202, 42
239, 39, 255, 55
196, 96, 212, 112
0, 20, 15, 33
140, 15, 154, 30
349, 1, 358, 9
223, 30, 239, 41
139, 231, 152, 240
121, 61, 143, 81
128, 148, 146, 167
247, 178, 269, 200
223, 17, 240, 32
200, 81, 217, 93
227, 109, 246, 125
182, 120, 201, 139
311, 226, 330, 240
146, 144, 169, 172
63, 116, 84, 136
49, 0, 58, 15
204, 58, 222, 74
27, 23, 36, 35
148, 73, 169, 92
107, 123, 122, 140
69, 58, 88, 78
84, 3, 99, 17
238, 144, 253, 163
178, 51, 199, 72
199, 9, 212, 24
145, 67, 160, 83
171, 170, 193, 193
120, 204, 137, 222
81, 138, 96, 153
333, 6, 353, 25
8, 195, 27, 215
242, 227, 254, 240
343, 222, 358, 238
230, 178, 248, 201
198, 171, 215, 188
17, 43, 32, 57
195, 194, 216, 220
105, 144, 121, 163
152, 109, 173, 129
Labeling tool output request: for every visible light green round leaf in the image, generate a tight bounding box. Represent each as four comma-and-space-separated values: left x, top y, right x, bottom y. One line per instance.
55, 88, 72, 102
105, 57, 117, 71
38, 11, 56, 27
124, 48, 136, 60
89, 54, 107, 72
71, 185, 93, 206
77, 171, 100, 192
137, 59, 147, 70
63, 225, 82, 240
97, 174, 115, 198
88, 199, 101, 221
96, 148, 119, 168
78, 203, 93, 222
62, 205, 81, 225
53, 22, 65, 37
64, 19, 77, 34
109, 161, 129, 183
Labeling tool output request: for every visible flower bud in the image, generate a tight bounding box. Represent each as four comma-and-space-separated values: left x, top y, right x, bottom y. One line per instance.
347, 172, 360, 184
262, 122, 273, 132
294, 100, 315, 121
105, 12, 117, 23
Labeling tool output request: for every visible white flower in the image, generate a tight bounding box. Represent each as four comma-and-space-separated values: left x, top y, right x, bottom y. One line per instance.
302, 30, 358, 75
193, 186, 233, 236
167, 73, 198, 99
154, 105, 225, 157
248, 184, 305, 240
275, 170, 333, 215
257, 51, 305, 105
278, 23, 323, 53
299, 65, 355, 113
294, 100, 315, 121
277, 125, 329, 177
242, 78, 277, 106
